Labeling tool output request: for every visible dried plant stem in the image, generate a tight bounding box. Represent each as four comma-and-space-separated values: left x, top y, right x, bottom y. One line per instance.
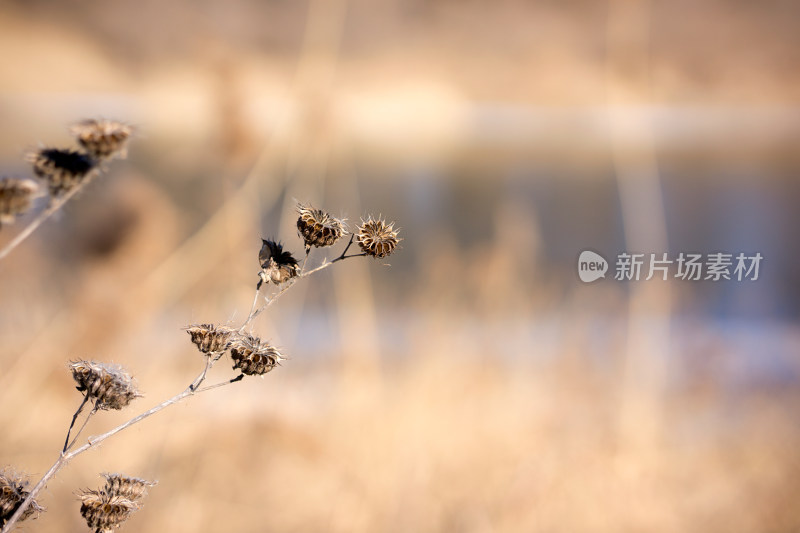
0, 183, 84, 262
244, 288, 262, 325
3, 228, 374, 532
195, 374, 244, 393
0, 359, 236, 533
62, 395, 91, 453
189, 351, 215, 391
241, 235, 365, 331
65, 407, 97, 452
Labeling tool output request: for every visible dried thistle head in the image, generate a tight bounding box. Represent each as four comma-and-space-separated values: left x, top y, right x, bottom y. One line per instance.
296, 203, 346, 249
0, 471, 43, 526
230, 334, 284, 376
257, 239, 299, 288
0, 177, 40, 225
78, 473, 155, 532
78, 490, 137, 532
27, 148, 97, 196
69, 361, 141, 410
356, 216, 401, 258
101, 473, 156, 504
70, 119, 132, 160
184, 323, 234, 354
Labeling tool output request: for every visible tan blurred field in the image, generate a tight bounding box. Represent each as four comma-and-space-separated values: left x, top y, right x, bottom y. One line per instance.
2, 1, 800, 532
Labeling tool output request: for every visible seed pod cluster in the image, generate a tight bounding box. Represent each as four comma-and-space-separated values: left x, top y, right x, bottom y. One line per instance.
70, 119, 132, 160
0, 118, 132, 230
185, 323, 234, 354
257, 239, 299, 288
0, 177, 39, 226
183, 324, 285, 377
79, 473, 155, 533
356, 216, 400, 258
69, 361, 140, 411
28, 148, 97, 196
1, 471, 42, 527
230, 334, 284, 376
296, 203, 345, 249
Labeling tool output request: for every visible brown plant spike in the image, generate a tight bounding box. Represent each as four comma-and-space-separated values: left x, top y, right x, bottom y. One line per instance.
230, 335, 284, 376
0, 177, 39, 226
69, 361, 141, 411
356, 217, 401, 258
185, 324, 234, 354
257, 239, 299, 288
0, 471, 43, 527
70, 119, 132, 160
296, 203, 346, 249
78, 491, 137, 533
27, 148, 97, 196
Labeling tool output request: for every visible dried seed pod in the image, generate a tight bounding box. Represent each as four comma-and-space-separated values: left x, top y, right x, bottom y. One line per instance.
356, 216, 401, 258
70, 119, 132, 160
78, 473, 154, 532
257, 239, 299, 288
101, 473, 156, 504
230, 334, 283, 376
69, 361, 140, 410
184, 323, 234, 354
27, 148, 96, 196
79, 490, 137, 532
0, 471, 43, 526
0, 177, 39, 225
296, 203, 346, 249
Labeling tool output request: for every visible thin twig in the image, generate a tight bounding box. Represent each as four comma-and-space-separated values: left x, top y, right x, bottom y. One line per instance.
241, 235, 363, 330
3, 225, 365, 533
0, 455, 66, 533
62, 394, 90, 453
65, 406, 97, 452
0, 183, 85, 262
190, 352, 216, 391
243, 288, 261, 325
338, 233, 355, 258
195, 374, 244, 393
0, 359, 232, 533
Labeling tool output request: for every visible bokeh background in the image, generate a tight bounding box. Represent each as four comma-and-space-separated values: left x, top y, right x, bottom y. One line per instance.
2, 1, 799, 532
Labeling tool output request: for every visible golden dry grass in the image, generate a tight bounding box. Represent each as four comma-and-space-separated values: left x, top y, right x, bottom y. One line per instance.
2, 341, 799, 533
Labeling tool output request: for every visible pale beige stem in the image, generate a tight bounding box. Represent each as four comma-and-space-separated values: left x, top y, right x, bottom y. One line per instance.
0, 359, 237, 533
0, 185, 84, 262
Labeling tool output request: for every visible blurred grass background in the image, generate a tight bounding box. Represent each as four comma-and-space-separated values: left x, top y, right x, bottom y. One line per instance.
1, 0, 800, 531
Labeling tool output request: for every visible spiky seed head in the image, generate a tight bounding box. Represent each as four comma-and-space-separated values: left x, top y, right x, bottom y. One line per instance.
27, 148, 96, 196
184, 324, 234, 354
257, 239, 299, 288
79, 490, 137, 531
230, 334, 284, 376
78, 473, 154, 532
0, 471, 43, 526
356, 216, 401, 258
101, 474, 156, 504
70, 119, 132, 160
296, 203, 346, 249
0, 177, 40, 225
69, 361, 141, 410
